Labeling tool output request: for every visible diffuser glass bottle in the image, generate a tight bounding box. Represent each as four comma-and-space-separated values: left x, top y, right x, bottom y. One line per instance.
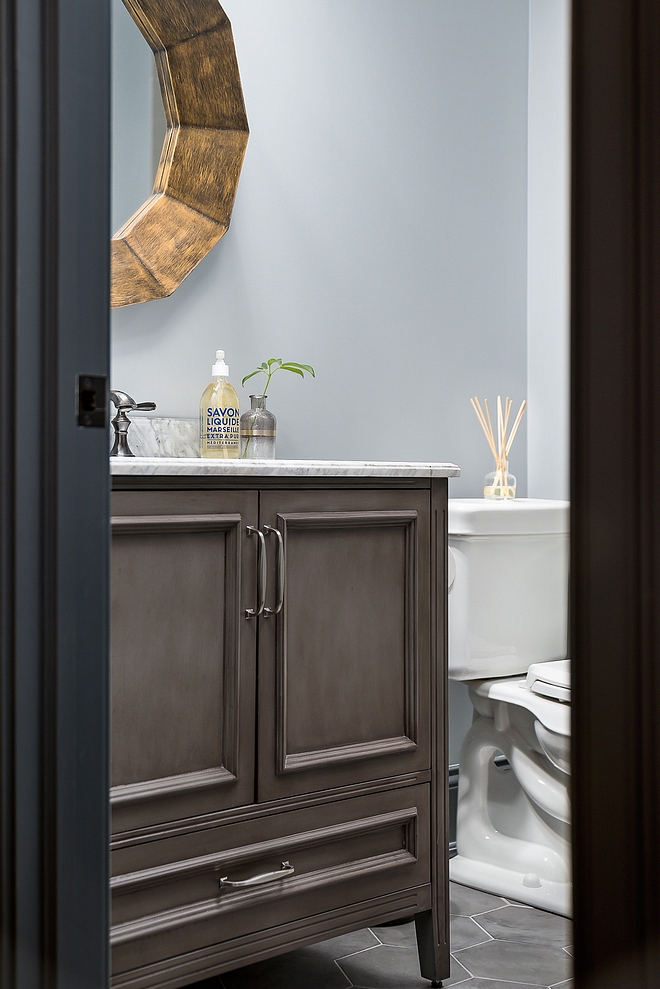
199, 350, 240, 458
484, 462, 517, 500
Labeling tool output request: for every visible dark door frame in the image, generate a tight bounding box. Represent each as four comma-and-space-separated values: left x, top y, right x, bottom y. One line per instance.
0, 0, 111, 985
571, 1, 660, 986
1, 0, 660, 987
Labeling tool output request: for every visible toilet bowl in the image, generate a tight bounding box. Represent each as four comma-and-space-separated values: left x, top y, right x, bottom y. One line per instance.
448, 499, 571, 917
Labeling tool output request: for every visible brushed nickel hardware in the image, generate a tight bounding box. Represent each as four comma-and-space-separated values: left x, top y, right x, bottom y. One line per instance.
246, 526, 266, 618
110, 390, 157, 457
218, 860, 294, 889
263, 525, 285, 617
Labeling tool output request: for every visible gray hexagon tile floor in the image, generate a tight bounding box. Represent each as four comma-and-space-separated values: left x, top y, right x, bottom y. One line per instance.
188, 882, 573, 989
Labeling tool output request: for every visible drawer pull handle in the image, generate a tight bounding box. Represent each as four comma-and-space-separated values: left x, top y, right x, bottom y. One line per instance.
219, 860, 294, 889
263, 525, 285, 617
245, 526, 267, 618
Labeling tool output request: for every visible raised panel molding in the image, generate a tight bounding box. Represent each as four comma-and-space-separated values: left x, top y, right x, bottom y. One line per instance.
111, 806, 419, 946
110, 771, 431, 849
283, 736, 417, 773
112, 807, 417, 896
113, 852, 415, 947
111, 513, 242, 802
111, 513, 241, 535
110, 767, 237, 806
275, 510, 419, 775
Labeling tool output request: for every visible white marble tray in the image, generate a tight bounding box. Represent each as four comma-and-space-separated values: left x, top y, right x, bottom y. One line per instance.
119, 417, 199, 458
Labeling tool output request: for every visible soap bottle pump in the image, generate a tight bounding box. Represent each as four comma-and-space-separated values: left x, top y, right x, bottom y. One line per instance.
200, 350, 240, 458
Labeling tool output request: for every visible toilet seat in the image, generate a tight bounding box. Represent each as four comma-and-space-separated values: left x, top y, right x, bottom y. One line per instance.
473, 670, 570, 738
527, 658, 570, 703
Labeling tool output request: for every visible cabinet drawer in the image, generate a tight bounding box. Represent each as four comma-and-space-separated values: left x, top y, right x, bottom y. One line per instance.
111, 784, 430, 978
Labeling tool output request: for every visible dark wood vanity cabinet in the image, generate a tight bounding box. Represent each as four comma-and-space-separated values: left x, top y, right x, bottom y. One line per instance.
110, 474, 450, 989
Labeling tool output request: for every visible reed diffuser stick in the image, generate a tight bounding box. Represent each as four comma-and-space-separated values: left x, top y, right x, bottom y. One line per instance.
470, 397, 498, 458
504, 397, 512, 440
505, 399, 527, 456
471, 395, 526, 498
484, 399, 496, 456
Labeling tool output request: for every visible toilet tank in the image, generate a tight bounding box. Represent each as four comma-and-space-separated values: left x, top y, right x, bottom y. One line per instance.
448, 499, 569, 680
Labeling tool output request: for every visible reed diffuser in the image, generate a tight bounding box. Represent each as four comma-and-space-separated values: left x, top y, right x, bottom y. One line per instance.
470, 395, 527, 500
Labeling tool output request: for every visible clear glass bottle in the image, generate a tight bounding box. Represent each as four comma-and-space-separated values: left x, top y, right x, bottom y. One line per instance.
199, 350, 240, 458
240, 395, 276, 459
484, 461, 517, 500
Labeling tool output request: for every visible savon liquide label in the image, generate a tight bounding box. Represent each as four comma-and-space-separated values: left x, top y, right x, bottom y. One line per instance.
203, 404, 240, 453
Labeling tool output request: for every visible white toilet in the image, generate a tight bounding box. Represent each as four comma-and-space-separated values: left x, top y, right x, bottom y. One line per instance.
448, 498, 571, 917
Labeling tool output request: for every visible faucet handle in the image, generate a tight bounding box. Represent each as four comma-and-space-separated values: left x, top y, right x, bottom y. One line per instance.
110, 389, 134, 410
109, 390, 157, 457
110, 390, 156, 412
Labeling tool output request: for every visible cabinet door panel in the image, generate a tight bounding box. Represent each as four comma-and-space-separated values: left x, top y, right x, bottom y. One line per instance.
285, 521, 409, 753
111, 490, 258, 833
258, 489, 430, 800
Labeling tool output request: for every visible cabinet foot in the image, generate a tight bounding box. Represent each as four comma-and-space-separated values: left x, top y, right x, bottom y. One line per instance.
414, 909, 450, 985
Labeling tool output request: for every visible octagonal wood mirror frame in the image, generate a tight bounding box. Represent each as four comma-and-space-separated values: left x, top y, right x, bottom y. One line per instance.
111, 0, 249, 308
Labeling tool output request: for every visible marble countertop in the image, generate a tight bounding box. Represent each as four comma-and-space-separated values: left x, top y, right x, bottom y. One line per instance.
110, 458, 461, 478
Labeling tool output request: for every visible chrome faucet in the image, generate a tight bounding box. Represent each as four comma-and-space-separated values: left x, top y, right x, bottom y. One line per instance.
110, 390, 156, 457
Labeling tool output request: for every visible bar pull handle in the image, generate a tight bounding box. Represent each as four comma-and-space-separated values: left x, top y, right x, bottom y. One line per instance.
219, 860, 294, 889
263, 525, 285, 617
245, 526, 267, 618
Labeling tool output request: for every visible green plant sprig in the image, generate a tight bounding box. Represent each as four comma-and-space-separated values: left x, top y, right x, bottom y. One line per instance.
241, 358, 315, 396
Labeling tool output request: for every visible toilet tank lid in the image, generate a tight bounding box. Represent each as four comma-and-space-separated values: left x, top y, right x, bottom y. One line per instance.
448, 499, 570, 535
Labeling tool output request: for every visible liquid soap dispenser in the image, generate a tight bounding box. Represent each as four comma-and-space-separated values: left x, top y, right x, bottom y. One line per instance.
200, 350, 240, 458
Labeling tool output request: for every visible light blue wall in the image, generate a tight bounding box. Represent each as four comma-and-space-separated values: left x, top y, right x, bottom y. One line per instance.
527, 0, 571, 501
111, 0, 530, 497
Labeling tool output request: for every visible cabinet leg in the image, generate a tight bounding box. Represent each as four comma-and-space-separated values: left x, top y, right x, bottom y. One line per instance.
414, 909, 450, 986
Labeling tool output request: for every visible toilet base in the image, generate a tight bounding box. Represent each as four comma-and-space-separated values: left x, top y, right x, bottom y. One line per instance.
449, 853, 572, 917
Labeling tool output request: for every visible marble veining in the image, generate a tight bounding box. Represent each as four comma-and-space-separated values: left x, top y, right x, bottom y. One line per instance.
114, 417, 199, 458
110, 457, 461, 478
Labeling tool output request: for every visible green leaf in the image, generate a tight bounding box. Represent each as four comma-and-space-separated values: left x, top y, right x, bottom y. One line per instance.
242, 358, 316, 390
282, 362, 315, 376
241, 369, 263, 386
